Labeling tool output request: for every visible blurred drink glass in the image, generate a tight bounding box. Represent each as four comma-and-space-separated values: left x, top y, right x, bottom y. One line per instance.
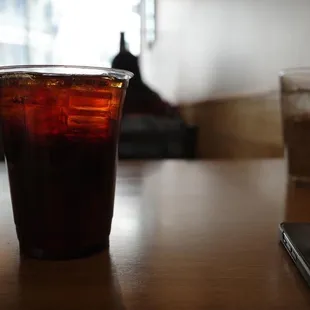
0, 65, 133, 259
280, 68, 310, 183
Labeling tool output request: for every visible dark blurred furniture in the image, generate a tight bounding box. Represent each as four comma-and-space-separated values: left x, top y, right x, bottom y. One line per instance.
119, 115, 198, 159
112, 32, 198, 160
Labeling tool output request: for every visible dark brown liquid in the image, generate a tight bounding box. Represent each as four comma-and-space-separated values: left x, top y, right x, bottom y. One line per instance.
0, 73, 126, 259
284, 115, 310, 179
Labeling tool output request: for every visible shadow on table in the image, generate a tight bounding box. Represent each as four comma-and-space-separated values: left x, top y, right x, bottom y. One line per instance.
18, 252, 126, 310
284, 181, 310, 222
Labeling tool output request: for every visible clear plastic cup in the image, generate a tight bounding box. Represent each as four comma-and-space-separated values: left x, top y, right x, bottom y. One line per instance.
0, 65, 133, 259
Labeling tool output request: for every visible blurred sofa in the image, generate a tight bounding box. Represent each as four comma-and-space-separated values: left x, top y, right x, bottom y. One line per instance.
119, 115, 198, 159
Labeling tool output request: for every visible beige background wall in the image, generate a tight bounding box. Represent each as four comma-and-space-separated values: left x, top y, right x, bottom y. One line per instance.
140, 0, 310, 158
179, 92, 283, 158
142, 0, 310, 103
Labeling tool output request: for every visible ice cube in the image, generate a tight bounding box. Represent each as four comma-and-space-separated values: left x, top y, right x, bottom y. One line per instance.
108, 89, 123, 120
66, 90, 112, 136
284, 91, 310, 115
69, 90, 112, 111
25, 105, 67, 136
67, 115, 110, 136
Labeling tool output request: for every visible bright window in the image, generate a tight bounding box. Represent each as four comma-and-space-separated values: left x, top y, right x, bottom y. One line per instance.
0, 0, 143, 66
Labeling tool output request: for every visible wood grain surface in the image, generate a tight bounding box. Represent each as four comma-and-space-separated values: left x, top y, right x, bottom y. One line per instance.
0, 160, 309, 310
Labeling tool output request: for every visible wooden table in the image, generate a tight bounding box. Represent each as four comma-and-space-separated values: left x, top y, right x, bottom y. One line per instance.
0, 160, 309, 310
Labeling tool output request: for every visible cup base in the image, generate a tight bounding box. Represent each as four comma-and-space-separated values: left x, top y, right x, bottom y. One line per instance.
19, 240, 109, 260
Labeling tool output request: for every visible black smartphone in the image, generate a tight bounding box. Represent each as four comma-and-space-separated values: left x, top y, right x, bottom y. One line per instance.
279, 222, 310, 287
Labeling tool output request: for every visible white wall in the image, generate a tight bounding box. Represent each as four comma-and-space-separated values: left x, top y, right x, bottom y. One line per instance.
141, 0, 310, 104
